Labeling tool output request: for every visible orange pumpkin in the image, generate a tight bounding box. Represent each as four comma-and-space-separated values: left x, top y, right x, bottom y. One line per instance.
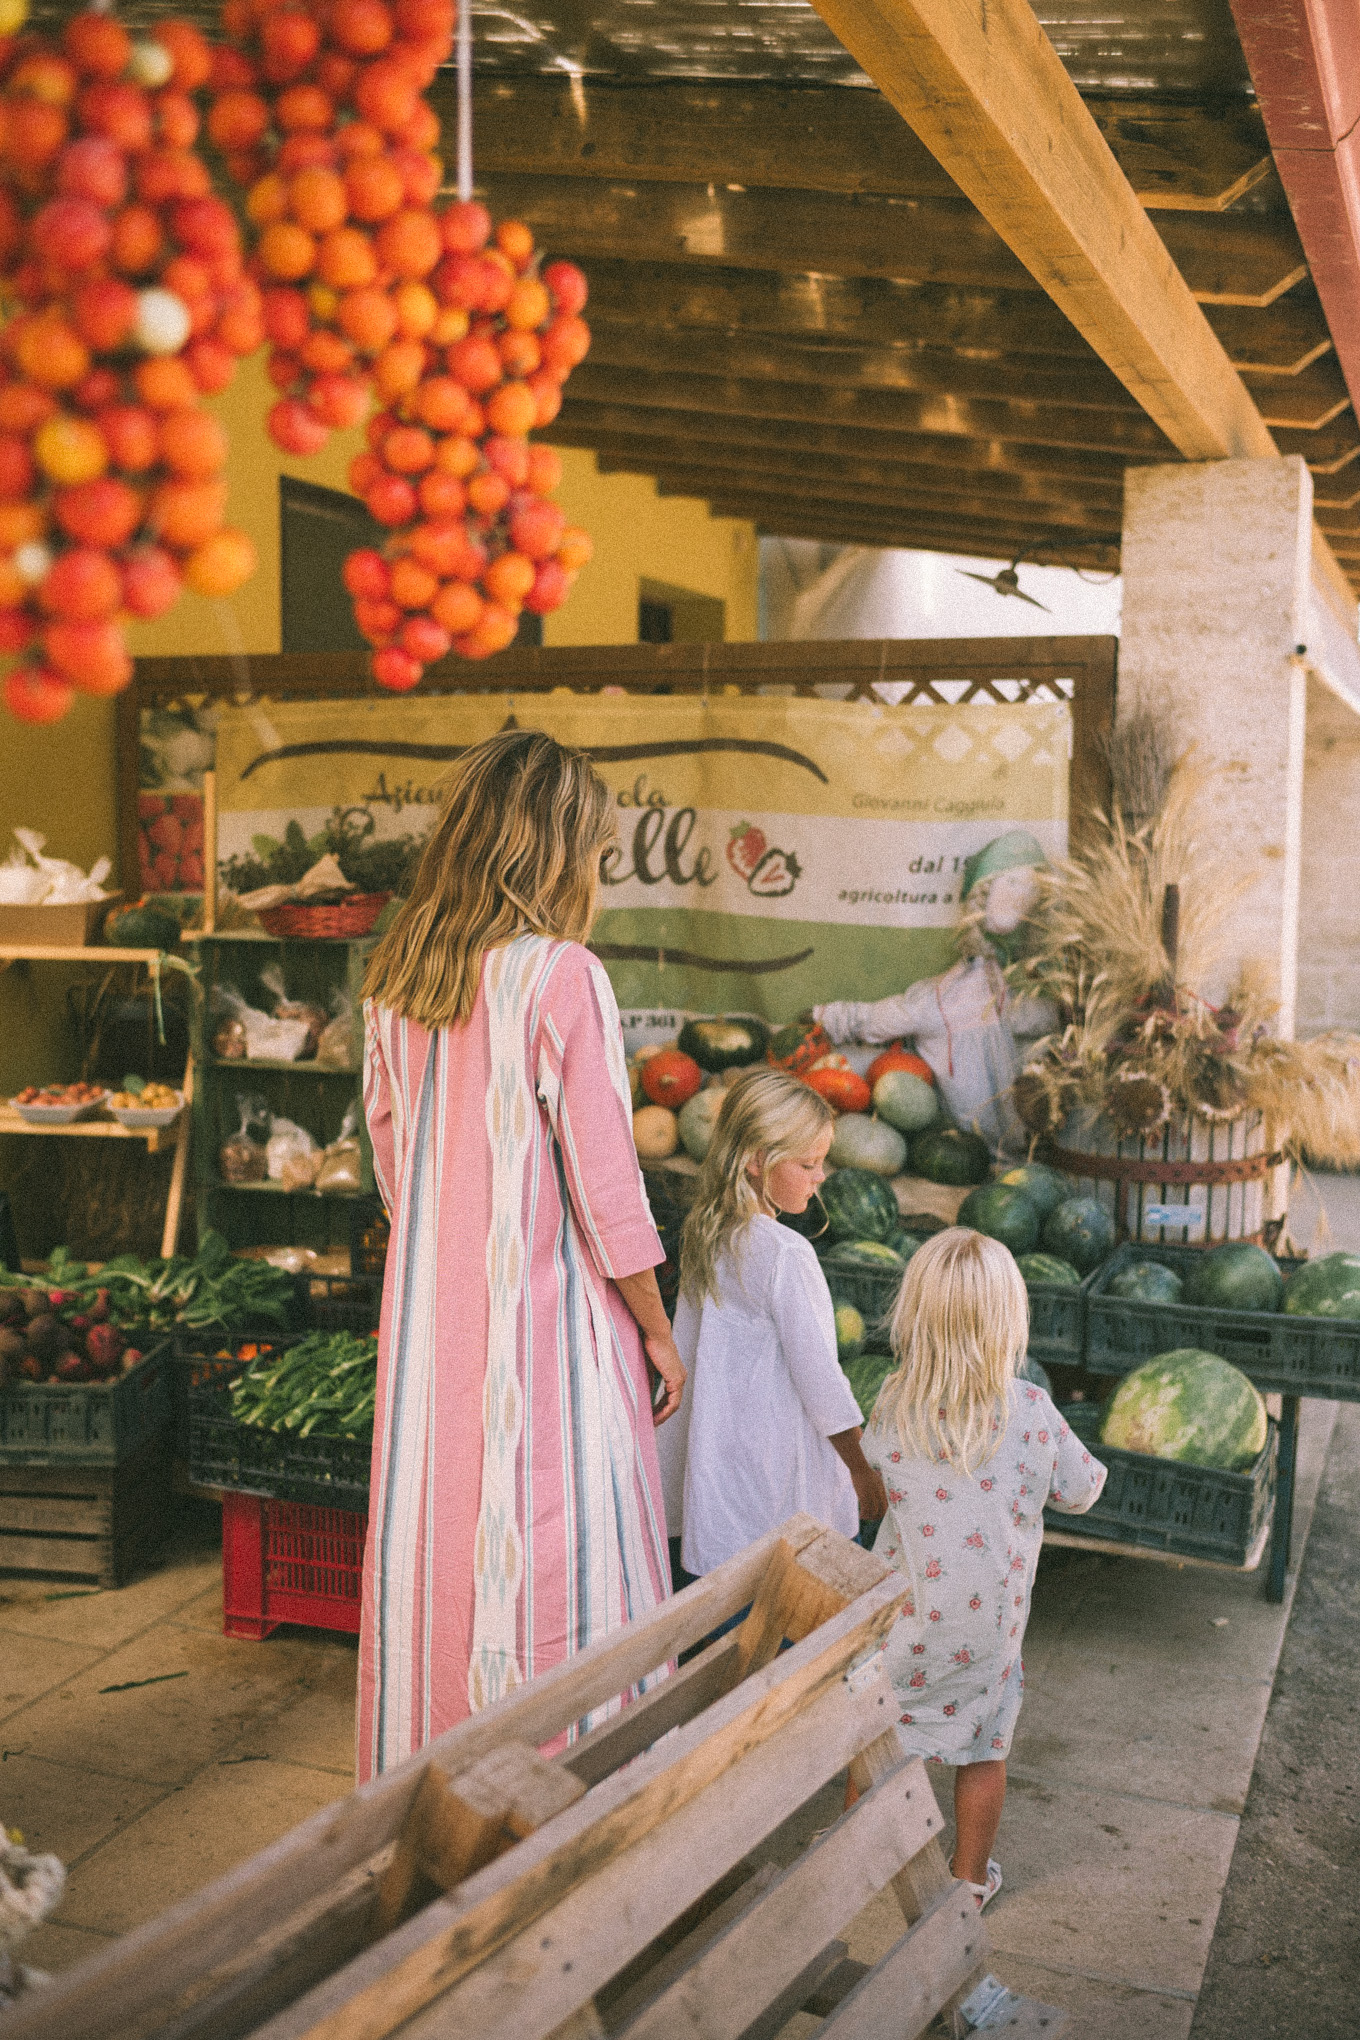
639, 1046, 703, 1110
867, 1042, 935, 1087
766, 1018, 832, 1076
804, 1064, 871, 1114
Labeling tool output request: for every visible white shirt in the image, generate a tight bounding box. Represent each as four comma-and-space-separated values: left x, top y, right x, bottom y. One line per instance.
662, 1215, 863, 1576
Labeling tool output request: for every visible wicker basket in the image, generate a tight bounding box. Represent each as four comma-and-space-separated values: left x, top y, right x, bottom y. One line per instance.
255, 892, 390, 939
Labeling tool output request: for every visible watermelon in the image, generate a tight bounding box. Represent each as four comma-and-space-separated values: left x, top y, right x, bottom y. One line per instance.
819, 1167, 901, 1244
1041, 1196, 1116, 1276
677, 1087, 723, 1162
1282, 1251, 1360, 1320
834, 1302, 866, 1361
958, 1182, 1040, 1255
997, 1161, 1070, 1221
873, 1070, 939, 1135
828, 1113, 907, 1176
898, 1211, 948, 1238
909, 1126, 992, 1186
1108, 1261, 1185, 1305
825, 1239, 906, 1271
677, 1016, 769, 1072
1184, 1241, 1283, 1314
1015, 1253, 1081, 1288
1099, 1349, 1268, 1471
843, 1349, 896, 1423
887, 1230, 927, 1263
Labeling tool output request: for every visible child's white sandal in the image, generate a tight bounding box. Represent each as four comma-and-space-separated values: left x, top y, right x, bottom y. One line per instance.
956, 1858, 1002, 1910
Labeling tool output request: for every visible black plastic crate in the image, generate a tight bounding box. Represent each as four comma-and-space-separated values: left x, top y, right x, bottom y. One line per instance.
821, 1258, 903, 1345
307, 1275, 380, 1334
349, 1197, 389, 1280
822, 1253, 1095, 1366
1046, 1400, 1277, 1566
0, 1339, 171, 1466
170, 1326, 309, 1459
188, 1363, 371, 1513
1085, 1242, 1360, 1401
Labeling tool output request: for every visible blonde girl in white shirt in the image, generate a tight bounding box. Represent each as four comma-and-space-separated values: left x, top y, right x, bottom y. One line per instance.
658, 1067, 888, 1578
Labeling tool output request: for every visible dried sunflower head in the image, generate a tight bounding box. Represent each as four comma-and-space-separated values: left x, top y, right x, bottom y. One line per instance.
1193, 1056, 1251, 1123
1104, 1068, 1172, 1137
1013, 1067, 1063, 1135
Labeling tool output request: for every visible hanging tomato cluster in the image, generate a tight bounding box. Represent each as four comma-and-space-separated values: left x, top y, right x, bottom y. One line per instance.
342, 202, 593, 681
205, 0, 454, 457
0, 9, 263, 724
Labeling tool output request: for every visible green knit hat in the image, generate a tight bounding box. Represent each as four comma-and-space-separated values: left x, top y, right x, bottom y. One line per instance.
961, 829, 1048, 902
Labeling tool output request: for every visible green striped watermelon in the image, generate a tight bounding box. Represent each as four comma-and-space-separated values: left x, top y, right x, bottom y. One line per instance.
1108, 1261, 1185, 1305
997, 1161, 1071, 1220
842, 1348, 896, 1423
820, 1168, 900, 1244
1282, 1251, 1360, 1320
909, 1126, 991, 1186
1042, 1196, 1116, 1276
1015, 1252, 1081, 1287
834, 1302, 866, 1361
825, 1239, 906, 1272
958, 1182, 1041, 1254
1184, 1242, 1283, 1314
1099, 1349, 1267, 1471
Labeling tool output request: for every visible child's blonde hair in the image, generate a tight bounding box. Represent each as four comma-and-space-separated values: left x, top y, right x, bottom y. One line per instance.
870, 1228, 1028, 1475
679, 1066, 833, 1305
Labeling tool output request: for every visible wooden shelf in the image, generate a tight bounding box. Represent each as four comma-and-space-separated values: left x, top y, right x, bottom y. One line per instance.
210, 1058, 357, 1074
211, 1178, 365, 1198
0, 944, 174, 965
0, 1106, 182, 1155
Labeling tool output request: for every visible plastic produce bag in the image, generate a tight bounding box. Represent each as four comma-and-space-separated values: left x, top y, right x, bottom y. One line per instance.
260, 963, 327, 1060
316, 989, 355, 1070
1, 828, 111, 904
220, 1093, 270, 1184
1, 1823, 66, 2008
266, 1116, 320, 1186
315, 1101, 362, 1192
209, 983, 311, 1063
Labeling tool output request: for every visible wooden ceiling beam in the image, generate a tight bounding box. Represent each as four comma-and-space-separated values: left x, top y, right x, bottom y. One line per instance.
612, 459, 1121, 535
801, 0, 1279, 462
1276, 418, 1360, 472
707, 502, 1122, 570
480, 173, 1309, 308
1243, 356, 1353, 429
583, 321, 1141, 415
578, 259, 1333, 376
564, 362, 1175, 458
551, 400, 1139, 485
584, 434, 1125, 507
462, 76, 1271, 213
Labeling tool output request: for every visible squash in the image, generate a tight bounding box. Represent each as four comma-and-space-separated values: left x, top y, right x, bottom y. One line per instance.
866, 1043, 934, 1087
805, 1064, 872, 1113
677, 1016, 770, 1072
827, 1112, 907, 1176
767, 1019, 833, 1074
640, 1048, 703, 1110
632, 1105, 679, 1160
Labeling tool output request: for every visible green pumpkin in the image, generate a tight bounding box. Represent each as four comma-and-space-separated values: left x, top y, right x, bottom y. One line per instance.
908, 1126, 992, 1187
677, 1016, 770, 1072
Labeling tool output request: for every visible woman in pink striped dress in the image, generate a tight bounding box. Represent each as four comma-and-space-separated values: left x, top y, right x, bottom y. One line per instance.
356, 732, 684, 1780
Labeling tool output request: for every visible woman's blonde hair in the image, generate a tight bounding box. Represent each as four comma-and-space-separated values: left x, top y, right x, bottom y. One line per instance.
870, 1228, 1028, 1475
679, 1066, 833, 1304
362, 729, 615, 1029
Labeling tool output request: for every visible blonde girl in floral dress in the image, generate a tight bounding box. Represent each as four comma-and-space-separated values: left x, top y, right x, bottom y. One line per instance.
863, 1229, 1106, 1908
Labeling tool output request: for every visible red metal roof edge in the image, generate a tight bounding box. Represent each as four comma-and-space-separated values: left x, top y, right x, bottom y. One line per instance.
1231, 0, 1360, 427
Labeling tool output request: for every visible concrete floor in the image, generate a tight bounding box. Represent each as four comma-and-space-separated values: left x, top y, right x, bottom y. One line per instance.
3, 1174, 1355, 2028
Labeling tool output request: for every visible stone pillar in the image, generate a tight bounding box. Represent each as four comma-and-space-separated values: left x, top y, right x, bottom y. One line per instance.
1298, 674, 1360, 1034
1118, 457, 1312, 1037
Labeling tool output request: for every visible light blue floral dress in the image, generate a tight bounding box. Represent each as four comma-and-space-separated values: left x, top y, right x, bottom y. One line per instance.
864, 1382, 1106, 1764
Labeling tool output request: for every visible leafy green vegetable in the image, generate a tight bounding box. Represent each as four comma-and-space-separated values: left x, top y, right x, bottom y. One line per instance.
0, 1234, 300, 1337
220, 805, 420, 898
230, 1331, 377, 1439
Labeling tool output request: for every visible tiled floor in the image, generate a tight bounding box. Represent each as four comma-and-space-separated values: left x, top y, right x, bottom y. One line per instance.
4, 1174, 1354, 2028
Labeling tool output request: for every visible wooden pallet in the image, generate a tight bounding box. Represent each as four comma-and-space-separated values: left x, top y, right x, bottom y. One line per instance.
6, 1516, 1067, 2040
0, 1443, 171, 1588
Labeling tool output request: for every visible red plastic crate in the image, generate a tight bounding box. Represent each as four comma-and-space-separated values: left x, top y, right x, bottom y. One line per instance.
221, 1491, 367, 1640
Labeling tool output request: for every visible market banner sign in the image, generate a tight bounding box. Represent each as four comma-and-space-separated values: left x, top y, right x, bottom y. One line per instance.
212, 692, 1070, 1022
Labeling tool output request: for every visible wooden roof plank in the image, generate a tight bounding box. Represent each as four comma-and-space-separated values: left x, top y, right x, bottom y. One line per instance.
588, 436, 1125, 505
462, 76, 1272, 214
799, 0, 1277, 462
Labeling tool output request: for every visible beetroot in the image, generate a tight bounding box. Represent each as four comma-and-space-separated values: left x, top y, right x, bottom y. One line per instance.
54, 1351, 90, 1382
120, 1347, 143, 1374
89, 1287, 110, 1323
84, 1323, 124, 1375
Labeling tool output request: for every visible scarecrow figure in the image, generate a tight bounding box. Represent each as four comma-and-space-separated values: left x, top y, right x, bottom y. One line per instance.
814, 830, 1056, 1157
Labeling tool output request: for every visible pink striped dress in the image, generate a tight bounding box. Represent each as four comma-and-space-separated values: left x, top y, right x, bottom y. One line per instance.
357, 933, 671, 1781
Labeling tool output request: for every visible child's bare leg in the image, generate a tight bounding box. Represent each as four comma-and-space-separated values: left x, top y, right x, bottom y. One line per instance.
951, 1759, 1006, 1885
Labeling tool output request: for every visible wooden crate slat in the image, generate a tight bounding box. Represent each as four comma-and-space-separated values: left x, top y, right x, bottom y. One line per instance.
342, 1667, 901, 2040
815, 1882, 986, 2039
0, 1531, 109, 1576
7, 1521, 821, 2040
0, 1492, 113, 1536
608, 1760, 944, 2040
250, 1551, 906, 2040
562, 1633, 740, 1791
